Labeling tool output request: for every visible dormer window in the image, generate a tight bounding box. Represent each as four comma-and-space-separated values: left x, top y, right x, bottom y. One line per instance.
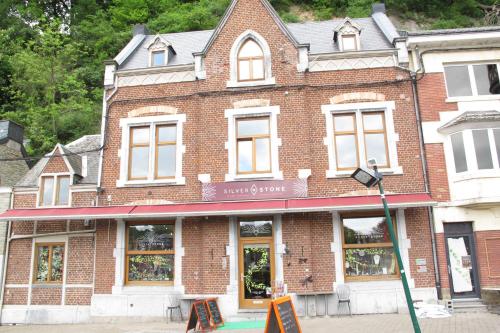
146, 35, 175, 67
334, 18, 362, 52
237, 39, 265, 82
152, 50, 166, 67
39, 175, 70, 207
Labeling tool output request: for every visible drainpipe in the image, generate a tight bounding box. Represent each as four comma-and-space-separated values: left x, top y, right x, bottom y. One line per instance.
0, 219, 12, 324
410, 72, 442, 300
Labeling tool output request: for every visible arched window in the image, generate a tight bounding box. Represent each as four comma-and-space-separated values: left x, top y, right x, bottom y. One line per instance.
237, 39, 265, 82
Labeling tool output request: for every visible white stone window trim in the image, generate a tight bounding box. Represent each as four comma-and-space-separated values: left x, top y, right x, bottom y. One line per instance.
225, 105, 283, 181
445, 127, 500, 182
146, 35, 172, 67
322, 101, 402, 178
118, 114, 186, 187
227, 30, 276, 88
36, 172, 73, 208
443, 62, 500, 100
112, 218, 185, 295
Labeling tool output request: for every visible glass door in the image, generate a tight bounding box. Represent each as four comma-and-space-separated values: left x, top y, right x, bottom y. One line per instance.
238, 218, 274, 309
446, 235, 480, 298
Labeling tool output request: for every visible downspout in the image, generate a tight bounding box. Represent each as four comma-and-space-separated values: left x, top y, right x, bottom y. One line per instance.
410, 71, 442, 299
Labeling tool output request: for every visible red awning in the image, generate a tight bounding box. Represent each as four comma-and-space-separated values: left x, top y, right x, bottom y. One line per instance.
0, 193, 435, 221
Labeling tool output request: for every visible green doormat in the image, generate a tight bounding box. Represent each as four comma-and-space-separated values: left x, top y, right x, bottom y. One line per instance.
217, 320, 266, 330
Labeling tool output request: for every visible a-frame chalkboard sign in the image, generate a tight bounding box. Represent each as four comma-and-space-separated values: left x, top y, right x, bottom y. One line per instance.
264, 296, 302, 333
186, 301, 213, 332
206, 298, 224, 327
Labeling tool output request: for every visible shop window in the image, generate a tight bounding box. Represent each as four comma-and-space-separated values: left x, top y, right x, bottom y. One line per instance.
342, 215, 398, 281
34, 243, 65, 283
444, 64, 500, 98
236, 117, 271, 174
126, 222, 175, 285
39, 175, 70, 207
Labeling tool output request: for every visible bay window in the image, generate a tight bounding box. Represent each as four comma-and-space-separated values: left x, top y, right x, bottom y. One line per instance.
444, 63, 500, 98
39, 175, 70, 207
450, 128, 500, 174
342, 215, 398, 281
126, 222, 175, 285
34, 243, 65, 283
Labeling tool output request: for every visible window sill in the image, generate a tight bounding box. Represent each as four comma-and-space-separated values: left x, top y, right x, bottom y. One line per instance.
116, 177, 186, 187
225, 172, 283, 182
326, 166, 403, 179
226, 77, 276, 88
112, 285, 177, 295
452, 169, 500, 182
446, 95, 500, 103
36, 204, 70, 209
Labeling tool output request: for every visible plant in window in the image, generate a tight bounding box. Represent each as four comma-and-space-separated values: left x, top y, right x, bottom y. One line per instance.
243, 247, 269, 294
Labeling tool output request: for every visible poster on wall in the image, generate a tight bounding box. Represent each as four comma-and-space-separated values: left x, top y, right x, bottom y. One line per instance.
447, 237, 473, 293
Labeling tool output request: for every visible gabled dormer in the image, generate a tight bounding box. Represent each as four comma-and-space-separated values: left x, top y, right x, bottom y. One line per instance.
145, 35, 176, 67
334, 18, 362, 52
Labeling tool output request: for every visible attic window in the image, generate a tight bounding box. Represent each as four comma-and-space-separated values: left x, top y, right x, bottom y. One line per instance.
341, 34, 357, 52
237, 39, 265, 82
147, 35, 173, 67
152, 50, 166, 67
39, 175, 70, 207
334, 18, 361, 52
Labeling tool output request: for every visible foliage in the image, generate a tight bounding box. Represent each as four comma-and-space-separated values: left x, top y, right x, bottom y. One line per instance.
0, 0, 494, 156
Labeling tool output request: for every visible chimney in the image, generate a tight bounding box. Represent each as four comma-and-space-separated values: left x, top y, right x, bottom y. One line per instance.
0, 120, 24, 146
372, 3, 386, 14
133, 24, 149, 36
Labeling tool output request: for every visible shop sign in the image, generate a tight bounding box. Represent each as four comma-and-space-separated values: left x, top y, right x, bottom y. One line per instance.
202, 179, 308, 202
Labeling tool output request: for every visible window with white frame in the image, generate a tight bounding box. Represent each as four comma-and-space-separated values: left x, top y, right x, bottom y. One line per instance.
151, 50, 166, 67
225, 106, 282, 181
39, 175, 70, 207
444, 63, 500, 98
341, 34, 358, 52
323, 102, 399, 176
119, 114, 186, 186
450, 128, 500, 174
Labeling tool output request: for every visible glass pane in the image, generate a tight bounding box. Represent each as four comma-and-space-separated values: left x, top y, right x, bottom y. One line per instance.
131, 127, 150, 145
41, 177, 54, 206
238, 140, 253, 172
36, 245, 49, 282
252, 59, 264, 80
363, 113, 384, 131
239, 60, 250, 81
444, 66, 472, 97
494, 129, 500, 166
365, 133, 388, 167
243, 244, 272, 300
56, 176, 70, 205
334, 115, 355, 132
157, 145, 176, 178
472, 129, 493, 170
239, 39, 263, 58
128, 224, 174, 251
342, 35, 357, 51
237, 118, 269, 137
451, 132, 468, 173
343, 216, 391, 245
240, 220, 273, 237
255, 138, 270, 172
51, 245, 64, 282
130, 146, 149, 179
344, 248, 397, 277
447, 237, 475, 294
473, 64, 499, 95
152, 51, 165, 66
157, 125, 176, 142
335, 135, 357, 169
128, 254, 174, 282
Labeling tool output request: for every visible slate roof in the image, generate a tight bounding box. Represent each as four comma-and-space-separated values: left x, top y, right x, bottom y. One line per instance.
439, 111, 500, 132
16, 135, 101, 187
119, 17, 393, 71
408, 26, 500, 36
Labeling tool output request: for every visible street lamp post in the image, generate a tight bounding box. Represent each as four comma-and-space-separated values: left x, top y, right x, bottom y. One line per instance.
351, 165, 421, 333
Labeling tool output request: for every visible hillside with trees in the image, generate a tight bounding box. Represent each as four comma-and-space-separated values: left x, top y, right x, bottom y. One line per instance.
0, 0, 498, 157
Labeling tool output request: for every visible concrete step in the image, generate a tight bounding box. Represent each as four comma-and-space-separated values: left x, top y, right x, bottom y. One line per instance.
452, 299, 489, 313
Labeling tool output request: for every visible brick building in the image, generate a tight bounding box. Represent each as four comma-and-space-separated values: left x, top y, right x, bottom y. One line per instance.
0, 0, 438, 324
406, 27, 500, 305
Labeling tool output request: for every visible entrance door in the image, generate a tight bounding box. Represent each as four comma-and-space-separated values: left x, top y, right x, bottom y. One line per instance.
444, 223, 480, 299
238, 218, 274, 309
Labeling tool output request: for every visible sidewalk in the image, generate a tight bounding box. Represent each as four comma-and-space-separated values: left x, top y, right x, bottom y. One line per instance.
0, 312, 498, 333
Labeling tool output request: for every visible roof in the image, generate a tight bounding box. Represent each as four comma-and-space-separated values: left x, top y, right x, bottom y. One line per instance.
120, 17, 393, 70
16, 135, 101, 187
407, 26, 500, 36
0, 193, 435, 221
439, 110, 500, 132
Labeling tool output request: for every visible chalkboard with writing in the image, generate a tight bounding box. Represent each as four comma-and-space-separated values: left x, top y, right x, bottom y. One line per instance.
186, 301, 212, 332
206, 298, 224, 327
265, 296, 301, 333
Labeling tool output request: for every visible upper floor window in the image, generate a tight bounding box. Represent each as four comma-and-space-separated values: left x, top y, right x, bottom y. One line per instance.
450, 128, 500, 174
237, 39, 265, 82
151, 50, 166, 67
236, 117, 271, 174
39, 175, 70, 207
444, 64, 500, 98
334, 18, 361, 52
341, 34, 358, 52
147, 35, 173, 67
323, 101, 401, 177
